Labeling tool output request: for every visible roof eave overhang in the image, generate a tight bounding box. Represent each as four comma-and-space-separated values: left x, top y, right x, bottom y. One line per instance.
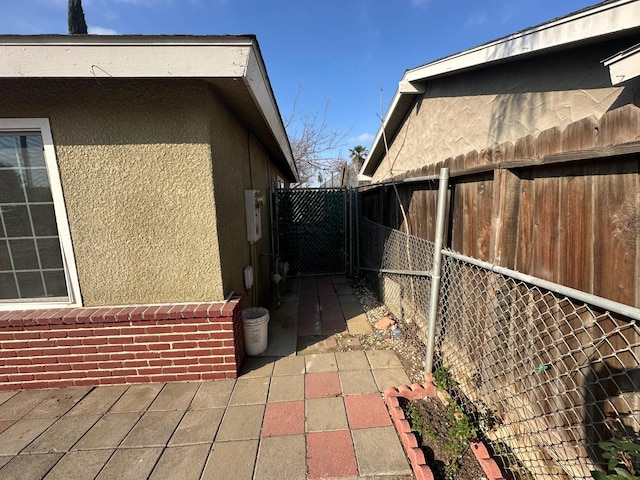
363, 0, 640, 177
0, 35, 299, 182
603, 42, 640, 85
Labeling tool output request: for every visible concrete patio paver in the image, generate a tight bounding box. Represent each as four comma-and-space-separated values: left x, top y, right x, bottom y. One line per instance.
201, 440, 258, 480
306, 397, 348, 432
306, 430, 358, 480
120, 410, 184, 448
254, 434, 307, 480
267, 374, 304, 402
0, 277, 416, 480
22, 414, 101, 454
340, 369, 379, 395
189, 379, 235, 409
215, 404, 265, 441
72, 412, 143, 450
0, 452, 63, 480
229, 377, 270, 406
168, 409, 224, 446
43, 449, 114, 480
148, 444, 211, 480
352, 426, 413, 477
95, 446, 163, 480
261, 400, 305, 437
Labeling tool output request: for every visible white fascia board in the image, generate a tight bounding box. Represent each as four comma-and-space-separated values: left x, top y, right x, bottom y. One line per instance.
603, 43, 640, 84
405, 0, 640, 83
244, 47, 299, 182
0, 40, 252, 78
360, 89, 403, 176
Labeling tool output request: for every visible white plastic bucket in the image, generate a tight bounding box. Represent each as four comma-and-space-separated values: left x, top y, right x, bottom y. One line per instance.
242, 307, 269, 356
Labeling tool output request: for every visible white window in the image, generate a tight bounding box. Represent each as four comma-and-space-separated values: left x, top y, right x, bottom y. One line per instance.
0, 119, 81, 309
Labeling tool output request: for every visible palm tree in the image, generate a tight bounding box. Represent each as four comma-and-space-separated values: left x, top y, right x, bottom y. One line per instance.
68, 0, 88, 34
349, 145, 368, 170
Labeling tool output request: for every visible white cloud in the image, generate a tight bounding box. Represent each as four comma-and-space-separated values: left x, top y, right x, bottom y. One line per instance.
349, 133, 375, 144
88, 25, 119, 35
467, 11, 487, 26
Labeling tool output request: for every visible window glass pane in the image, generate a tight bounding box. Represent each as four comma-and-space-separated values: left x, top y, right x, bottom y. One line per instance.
0, 272, 18, 299
25, 168, 52, 202
0, 241, 11, 271
16, 271, 45, 298
3, 205, 33, 237
31, 204, 59, 237
0, 127, 70, 303
9, 239, 40, 270
43, 270, 67, 297
0, 136, 21, 168
0, 167, 25, 203
37, 238, 64, 269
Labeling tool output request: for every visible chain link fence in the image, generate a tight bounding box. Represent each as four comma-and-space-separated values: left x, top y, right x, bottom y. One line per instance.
360, 216, 640, 479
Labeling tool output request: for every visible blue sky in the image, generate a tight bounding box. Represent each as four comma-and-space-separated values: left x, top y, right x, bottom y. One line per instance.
1, 0, 599, 160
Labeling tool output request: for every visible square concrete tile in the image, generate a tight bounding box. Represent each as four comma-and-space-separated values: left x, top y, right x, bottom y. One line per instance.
372, 368, 411, 392
149, 383, 199, 411
44, 449, 114, 480
268, 375, 304, 403
121, 410, 184, 448
201, 439, 258, 480
306, 397, 348, 432
95, 446, 163, 480
72, 412, 142, 450
190, 380, 235, 409
261, 401, 305, 437
0, 418, 57, 455
346, 313, 373, 334
0, 390, 52, 421
229, 377, 270, 406
344, 393, 392, 429
305, 372, 341, 399
305, 353, 338, 373
366, 350, 405, 369
110, 384, 163, 413
149, 444, 210, 480
0, 452, 63, 480
28, 387, 93, 419
239, 357, 275, 378
352, 426, 411, 476
336, 351, 370, 371
216, 405, 265, 441
66, 386, 128, 417
169, 409, 224, 446
0, 392, 17, 406
322, 320, 348, 335
254, 434, 306, 480
306, 430, 358, 480
340, 370, 379, 395
23, 414, 101, 454
272, 356, 305, 376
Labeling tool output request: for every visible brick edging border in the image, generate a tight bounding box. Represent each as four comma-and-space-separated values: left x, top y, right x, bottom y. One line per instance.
383, 381, 506, 480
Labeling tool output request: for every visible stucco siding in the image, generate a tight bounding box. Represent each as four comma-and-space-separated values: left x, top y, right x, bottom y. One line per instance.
0, 79, 225, 306
373, 39, 639, 181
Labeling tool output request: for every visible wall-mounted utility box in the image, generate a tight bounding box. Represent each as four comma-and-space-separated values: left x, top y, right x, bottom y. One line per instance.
245, 189, 262, 242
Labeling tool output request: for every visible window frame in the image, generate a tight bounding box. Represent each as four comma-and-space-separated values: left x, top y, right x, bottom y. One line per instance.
0, 118, 81, 310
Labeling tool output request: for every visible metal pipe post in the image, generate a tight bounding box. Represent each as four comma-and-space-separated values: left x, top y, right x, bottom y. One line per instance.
425, 167, 449, 374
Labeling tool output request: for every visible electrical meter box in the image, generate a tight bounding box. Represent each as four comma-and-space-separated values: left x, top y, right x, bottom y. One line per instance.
245, 190, 262, 242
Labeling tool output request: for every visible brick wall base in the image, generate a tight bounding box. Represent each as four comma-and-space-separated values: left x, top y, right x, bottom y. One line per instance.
0, 297, 245, 390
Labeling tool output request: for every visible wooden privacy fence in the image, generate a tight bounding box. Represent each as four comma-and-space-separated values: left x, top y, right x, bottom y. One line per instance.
359, 105, 640, 478
360, 104, 640, 309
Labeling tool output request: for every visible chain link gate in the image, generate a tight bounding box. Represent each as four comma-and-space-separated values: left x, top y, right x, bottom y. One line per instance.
272, 188, 356, 275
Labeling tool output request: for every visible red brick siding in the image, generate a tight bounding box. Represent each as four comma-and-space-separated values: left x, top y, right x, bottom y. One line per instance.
0, 297, 245, 390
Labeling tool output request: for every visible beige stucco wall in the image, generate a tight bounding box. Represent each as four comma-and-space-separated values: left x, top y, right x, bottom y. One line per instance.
373, 39, 640, 181
0, 79, 225, 306
209, 93, 286, 307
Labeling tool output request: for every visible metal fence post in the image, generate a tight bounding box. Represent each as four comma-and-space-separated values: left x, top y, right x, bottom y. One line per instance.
425, 167, 449, 374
